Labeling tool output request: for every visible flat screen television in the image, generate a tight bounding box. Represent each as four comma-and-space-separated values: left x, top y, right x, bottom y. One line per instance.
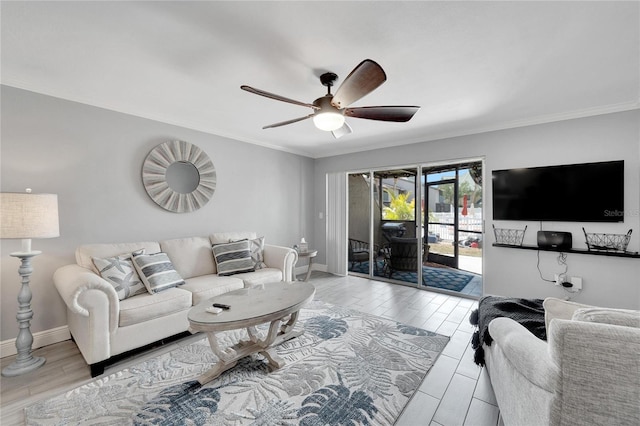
492, 160, 624, 222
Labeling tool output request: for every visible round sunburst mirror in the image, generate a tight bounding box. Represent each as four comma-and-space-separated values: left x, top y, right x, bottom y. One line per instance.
142, 140, 216, 213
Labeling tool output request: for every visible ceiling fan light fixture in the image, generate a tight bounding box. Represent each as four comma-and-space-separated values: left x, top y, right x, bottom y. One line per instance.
313, 111, 345, 131
243, 59, 418, 136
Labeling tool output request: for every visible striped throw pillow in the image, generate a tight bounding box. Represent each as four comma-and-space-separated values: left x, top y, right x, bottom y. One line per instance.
132, 252, 185, 294
212, 240, 255, 276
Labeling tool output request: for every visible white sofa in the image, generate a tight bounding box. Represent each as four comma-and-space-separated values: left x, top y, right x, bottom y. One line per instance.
53, 232, 298, 376
484, 297, 640, 426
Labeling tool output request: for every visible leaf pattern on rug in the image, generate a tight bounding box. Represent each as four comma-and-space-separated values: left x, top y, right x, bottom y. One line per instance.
397, 323, 432, 336
303, 315, 348, 340
242, 399, 299, 425
132, 380, 220, 425
25, 300, 450, 426
395, 370, 425, 397
297, 374, 378, 426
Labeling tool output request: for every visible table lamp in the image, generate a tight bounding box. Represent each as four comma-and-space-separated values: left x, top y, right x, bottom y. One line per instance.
1, 190, 59, 376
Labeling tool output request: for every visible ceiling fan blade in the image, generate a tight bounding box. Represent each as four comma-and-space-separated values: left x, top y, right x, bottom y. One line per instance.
331, 59, 387, 109
262, 114, 314, 129
345, 106, 420, 122
332, 122, 353, 139
241, 85, 318, 110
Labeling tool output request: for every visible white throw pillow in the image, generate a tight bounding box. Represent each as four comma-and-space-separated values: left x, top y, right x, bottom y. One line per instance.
543, 297, 591, 334
92, 249, 147, 300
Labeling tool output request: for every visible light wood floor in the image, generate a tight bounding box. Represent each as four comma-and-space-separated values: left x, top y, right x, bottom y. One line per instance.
1, 273, 501, 425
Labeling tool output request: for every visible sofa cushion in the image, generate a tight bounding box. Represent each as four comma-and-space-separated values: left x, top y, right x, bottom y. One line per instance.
210, 231, 257, 245
160, 236, 216, 278
92, 249, 146, 300
572, 307, 640, 328
180, 275, 244, 306
118, 287, 192, 327
76, 242, 161, 274
212, 240, 255, 276
132, 252, 185, 293
543, 297, 591, 334
232, 268, 283, 286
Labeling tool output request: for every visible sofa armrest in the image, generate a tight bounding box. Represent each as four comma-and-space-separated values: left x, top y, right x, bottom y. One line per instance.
548, 319, 640, 425
488, 317, 559, 392
53, 264, 120, 333
263, 244, 298, 281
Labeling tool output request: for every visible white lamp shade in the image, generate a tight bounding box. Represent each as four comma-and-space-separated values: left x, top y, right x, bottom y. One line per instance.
0, 193, 60, 239
313, 111, 345, 131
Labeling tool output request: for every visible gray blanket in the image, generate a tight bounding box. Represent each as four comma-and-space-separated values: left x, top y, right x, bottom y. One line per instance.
469, 296, 546, 366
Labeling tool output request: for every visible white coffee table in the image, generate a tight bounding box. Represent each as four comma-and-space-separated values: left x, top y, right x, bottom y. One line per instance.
188, 281, 315, 385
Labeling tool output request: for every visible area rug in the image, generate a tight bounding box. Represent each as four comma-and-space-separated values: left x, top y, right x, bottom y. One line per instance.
349, 260, 476, 292
25, 300, 449, 425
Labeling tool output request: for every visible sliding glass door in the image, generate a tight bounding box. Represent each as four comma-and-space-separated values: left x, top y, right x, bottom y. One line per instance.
348, 168, 422, 286
373, 169, 420, 284
347, 161, 482, 297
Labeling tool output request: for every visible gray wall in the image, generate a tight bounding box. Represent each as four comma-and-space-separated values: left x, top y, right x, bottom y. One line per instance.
314, 110, 640, 309
1, 86, 315, 341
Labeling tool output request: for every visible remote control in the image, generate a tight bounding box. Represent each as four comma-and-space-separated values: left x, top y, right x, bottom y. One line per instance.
212, 303, 230, 310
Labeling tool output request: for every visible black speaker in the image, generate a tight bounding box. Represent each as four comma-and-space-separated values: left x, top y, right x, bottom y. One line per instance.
537, 231, 573, 250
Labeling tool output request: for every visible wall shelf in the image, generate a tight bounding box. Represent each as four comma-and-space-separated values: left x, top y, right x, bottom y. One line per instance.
492, 243, 640, 259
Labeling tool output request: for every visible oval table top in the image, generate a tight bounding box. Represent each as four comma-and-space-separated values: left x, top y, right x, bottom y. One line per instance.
188, 281, 315, 332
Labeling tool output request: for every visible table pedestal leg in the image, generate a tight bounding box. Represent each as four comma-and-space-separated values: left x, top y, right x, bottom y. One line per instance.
197, 311, 303, 385
301, 257, 314, 282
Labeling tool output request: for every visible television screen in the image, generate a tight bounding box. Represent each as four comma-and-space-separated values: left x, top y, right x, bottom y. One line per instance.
492, 160, 624, 222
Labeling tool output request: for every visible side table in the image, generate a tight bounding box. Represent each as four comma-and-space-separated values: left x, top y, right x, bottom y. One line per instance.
296, 250, 318, 282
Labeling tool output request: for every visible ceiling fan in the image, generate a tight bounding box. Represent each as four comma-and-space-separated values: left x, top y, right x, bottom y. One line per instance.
241, 59, 420, 139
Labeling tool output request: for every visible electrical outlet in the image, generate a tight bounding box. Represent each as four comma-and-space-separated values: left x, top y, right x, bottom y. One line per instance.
570, 276, 583, 290
554, 274, 564, 286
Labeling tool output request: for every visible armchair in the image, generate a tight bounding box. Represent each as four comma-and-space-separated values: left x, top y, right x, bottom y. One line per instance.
386, 237, 429, 278
348, 238, 379, 272
484, 298, 640, 426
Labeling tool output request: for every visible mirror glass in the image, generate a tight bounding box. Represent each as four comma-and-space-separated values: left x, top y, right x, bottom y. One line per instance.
165, 161, 200, 194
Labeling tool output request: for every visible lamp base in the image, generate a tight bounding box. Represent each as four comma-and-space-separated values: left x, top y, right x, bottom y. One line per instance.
3, 251, 47, 377
2, 355, 45, 377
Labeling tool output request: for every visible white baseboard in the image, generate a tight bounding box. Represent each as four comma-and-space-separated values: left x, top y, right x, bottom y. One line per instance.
1, 326, 71, 358
313, 263, 328, 273
295, 263, 327, 276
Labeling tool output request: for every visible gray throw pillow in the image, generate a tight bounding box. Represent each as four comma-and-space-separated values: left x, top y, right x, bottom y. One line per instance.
212, 240, 255, 276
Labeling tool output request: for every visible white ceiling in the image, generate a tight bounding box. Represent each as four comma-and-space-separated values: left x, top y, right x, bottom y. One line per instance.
2, 1, 638, 158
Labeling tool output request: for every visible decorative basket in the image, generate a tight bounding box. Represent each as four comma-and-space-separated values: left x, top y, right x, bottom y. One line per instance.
493, 224, 527, 246
583, 228, 632, 253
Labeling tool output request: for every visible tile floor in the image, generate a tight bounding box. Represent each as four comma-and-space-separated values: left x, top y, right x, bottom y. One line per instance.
310, 272, 501, 426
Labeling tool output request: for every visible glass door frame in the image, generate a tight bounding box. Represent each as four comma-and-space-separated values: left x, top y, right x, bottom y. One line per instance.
424, 170, 460, 268
348, 165, 424, 288
423, 160, 484, 271
347, 171, 377, 276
